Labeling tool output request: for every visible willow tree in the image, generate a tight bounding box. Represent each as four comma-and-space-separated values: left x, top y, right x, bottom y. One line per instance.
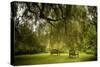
11, 2, 97, 56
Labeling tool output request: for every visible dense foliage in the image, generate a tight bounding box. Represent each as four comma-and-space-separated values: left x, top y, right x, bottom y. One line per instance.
11, 2, 97, 56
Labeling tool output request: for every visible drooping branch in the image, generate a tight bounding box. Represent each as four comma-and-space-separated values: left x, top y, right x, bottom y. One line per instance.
47, 20, 56, 28
40, 15, 61, 21
58, 5, 65, 19
24, 3, 73, 29
26, 3, 62, 21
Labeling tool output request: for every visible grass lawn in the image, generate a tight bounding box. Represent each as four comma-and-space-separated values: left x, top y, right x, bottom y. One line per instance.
15, 52, 97, 65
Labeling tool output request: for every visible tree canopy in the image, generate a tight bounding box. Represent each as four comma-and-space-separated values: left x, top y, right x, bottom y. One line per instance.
11, 2, 97, 55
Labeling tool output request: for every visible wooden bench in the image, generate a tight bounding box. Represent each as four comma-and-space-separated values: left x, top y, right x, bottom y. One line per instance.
50, 49, 61, 56
69, 49, 79, 58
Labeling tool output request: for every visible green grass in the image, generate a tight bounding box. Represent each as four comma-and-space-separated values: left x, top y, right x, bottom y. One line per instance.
15, 52, 97, 65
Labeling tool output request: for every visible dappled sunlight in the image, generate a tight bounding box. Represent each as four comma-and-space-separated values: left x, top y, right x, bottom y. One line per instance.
11, 1, 97, 65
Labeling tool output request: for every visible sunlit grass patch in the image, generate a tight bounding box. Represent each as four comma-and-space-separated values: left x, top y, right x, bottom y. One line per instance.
15, 52, 96, 65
